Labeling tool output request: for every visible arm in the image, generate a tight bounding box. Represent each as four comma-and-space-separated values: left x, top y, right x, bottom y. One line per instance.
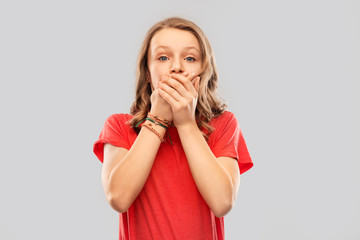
177, 122, 240, 218
158, 73, 240, 217
102, 122, 166, 213
101, 88, 172, 213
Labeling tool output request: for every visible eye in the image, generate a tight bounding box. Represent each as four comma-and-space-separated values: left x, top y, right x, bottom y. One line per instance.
185, 57, 195, 62
158, 56, 168, 61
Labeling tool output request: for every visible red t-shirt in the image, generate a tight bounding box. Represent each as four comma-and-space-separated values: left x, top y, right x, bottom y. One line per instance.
93, 111, 253, 240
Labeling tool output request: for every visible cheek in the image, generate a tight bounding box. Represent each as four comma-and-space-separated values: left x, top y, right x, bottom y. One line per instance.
149, 66, 167, 87
185, 63, 202, 74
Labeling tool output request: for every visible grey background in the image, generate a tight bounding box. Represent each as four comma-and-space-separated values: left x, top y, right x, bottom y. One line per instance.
1, 0, 359, 239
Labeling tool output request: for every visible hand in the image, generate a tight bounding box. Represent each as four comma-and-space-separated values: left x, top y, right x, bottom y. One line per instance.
157, 72, 200, 127
150, 87, 173, 122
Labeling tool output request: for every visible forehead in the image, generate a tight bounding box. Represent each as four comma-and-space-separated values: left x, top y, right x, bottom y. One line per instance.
149, 28, 200, 52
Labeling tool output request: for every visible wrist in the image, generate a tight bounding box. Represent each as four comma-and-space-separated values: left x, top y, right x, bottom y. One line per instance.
175, 120, 198, 132
149, 110, 172, 123
141, 120, 167, 143
144, 120, 167, 135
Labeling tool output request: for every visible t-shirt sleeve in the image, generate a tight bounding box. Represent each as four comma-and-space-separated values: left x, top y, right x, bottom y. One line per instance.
211, 112, 253, 174
93, 114, 130, 163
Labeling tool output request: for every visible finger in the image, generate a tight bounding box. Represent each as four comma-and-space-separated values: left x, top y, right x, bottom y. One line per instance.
158, 88, 179, 109
192, 75, 201, 94
169, 73, 196, 92
194, 76, 200, 92
161, 75, 190, 98
158, 82, 182, 102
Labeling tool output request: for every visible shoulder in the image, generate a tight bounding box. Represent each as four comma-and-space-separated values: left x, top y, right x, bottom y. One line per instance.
102, 113, 135, 135
209, 111, 237, 128
105, 113, 133, 125
206, 111, 241, 141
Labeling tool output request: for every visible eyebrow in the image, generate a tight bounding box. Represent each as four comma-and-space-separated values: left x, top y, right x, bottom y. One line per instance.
153, 45, 201, 54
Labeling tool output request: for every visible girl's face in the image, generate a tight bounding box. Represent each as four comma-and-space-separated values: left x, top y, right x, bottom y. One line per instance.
147, 28, 203, 90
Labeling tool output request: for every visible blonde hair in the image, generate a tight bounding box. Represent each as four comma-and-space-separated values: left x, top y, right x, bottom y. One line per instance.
128, 17, 227, 139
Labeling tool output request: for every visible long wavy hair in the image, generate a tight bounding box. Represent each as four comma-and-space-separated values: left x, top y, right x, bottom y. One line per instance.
128, 17, 227, 140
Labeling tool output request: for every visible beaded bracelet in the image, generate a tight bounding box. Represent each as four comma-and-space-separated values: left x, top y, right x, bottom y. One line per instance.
142, 122, 165, 142
146, 117, 168, 129
146, 114, 173, 145
135, 114, 173, 146
147, 113, 172, 127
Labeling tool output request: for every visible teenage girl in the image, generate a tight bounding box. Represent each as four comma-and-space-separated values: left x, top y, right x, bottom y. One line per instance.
93, 17, 253, 240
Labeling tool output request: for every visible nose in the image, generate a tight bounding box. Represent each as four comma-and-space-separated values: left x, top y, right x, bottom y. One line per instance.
170, 59, 183, 73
